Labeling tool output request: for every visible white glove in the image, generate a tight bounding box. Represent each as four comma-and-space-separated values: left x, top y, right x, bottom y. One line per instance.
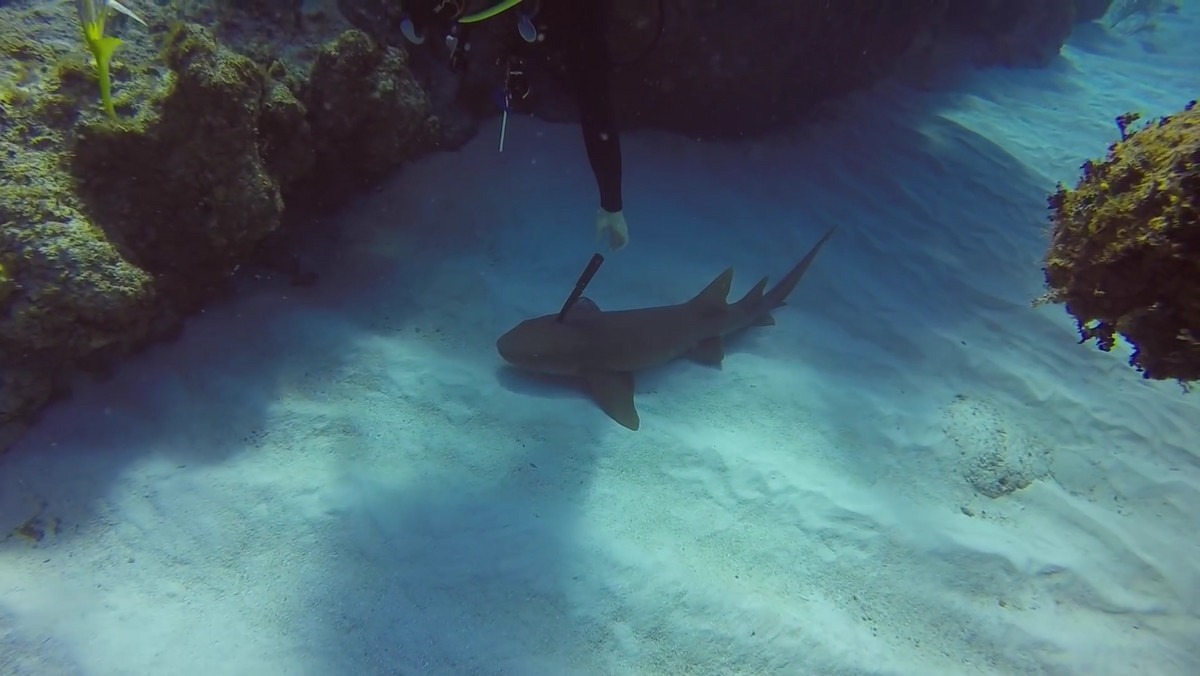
595, 208, 629, 251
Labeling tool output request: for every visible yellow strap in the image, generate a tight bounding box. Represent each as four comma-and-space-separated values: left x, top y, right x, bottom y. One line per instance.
458, 0, 523, 23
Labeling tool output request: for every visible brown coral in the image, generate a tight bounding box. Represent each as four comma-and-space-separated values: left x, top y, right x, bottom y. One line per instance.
1041, 101, 1200, 384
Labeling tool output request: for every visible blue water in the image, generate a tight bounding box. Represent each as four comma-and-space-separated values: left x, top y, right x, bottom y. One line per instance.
1, 3, 1198, 675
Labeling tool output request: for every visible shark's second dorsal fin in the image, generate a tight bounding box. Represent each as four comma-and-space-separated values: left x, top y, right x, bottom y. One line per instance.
688, 268, 733, 311
736, 276, 769, 305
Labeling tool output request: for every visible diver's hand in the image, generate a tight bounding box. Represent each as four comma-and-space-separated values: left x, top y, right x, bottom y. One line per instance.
596, 208, 629, 251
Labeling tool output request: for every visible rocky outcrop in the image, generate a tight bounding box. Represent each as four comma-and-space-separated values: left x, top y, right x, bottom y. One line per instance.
605, 0, 946, 138
0, 1, 436, 453
938, 0, 1078, 66
338, 0, 1111, 140
70, 24, 303, 301
295, 28, 440, 207
1077, 0, 1116, 23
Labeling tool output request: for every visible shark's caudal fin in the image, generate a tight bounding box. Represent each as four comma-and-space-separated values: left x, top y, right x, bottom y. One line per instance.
763, 227, 837, 309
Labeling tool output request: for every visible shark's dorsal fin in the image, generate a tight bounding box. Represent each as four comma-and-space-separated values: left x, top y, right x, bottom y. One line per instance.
584, 370, 639, 430
688, 268, 733, 311
565, 297, 601, 321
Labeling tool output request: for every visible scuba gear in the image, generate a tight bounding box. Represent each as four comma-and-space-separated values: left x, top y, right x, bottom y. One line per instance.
396, 0, 630, 253
494, 55, 529, 151
398, 0, 532, 74
501, 55, 530, 105
400, 16, 425, 44
400, 0, 535, 46
457, 0, 541, 43
444, 23, 470, 71
399, 0, 664, 69
399, 0, 474, 70
458, 0, 525, 24
517, 12, 538, 43
398, 0, 539, 146
399, 0, 466, 44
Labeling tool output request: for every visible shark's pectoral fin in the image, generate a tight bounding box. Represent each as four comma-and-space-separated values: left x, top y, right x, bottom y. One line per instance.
753, 314, 776, 327
584, 370, 640, 430
687, 336, 725, 366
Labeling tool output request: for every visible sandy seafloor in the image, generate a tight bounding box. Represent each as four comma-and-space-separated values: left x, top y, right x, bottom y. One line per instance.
2, 7, 1199, 676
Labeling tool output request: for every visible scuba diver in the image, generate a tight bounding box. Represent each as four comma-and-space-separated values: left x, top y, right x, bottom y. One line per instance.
397, 0, 630, 251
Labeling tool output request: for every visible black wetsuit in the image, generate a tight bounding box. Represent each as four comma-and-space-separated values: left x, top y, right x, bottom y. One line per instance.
406, 0, 624, 214
550, 0, 623, 213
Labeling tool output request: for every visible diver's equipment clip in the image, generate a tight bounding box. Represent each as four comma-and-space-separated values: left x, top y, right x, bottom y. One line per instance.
497, 56, 529, 152
400, 15, 425, 44
499, 99, 509, 152
517, 13, 538, 42
556, 253, 605, 323
503, 56, 530, 103
517, 0, 541, 42
434, 0, 466, 18
446, 24, 472, 71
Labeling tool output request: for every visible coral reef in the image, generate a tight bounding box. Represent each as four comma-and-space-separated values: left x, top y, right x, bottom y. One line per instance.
1041, 101, 1200, 385
0, 0, 436, 453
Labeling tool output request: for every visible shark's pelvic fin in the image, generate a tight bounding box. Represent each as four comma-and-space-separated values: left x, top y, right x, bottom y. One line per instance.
689, 268, 734, 311
687, 336, 725, 366
585, 370, 640, 430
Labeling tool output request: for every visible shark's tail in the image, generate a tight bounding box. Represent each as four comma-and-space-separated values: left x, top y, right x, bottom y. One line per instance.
762, 226, 837, 309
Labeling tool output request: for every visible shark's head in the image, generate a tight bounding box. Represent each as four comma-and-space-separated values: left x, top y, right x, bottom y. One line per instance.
496, 314, 590, 376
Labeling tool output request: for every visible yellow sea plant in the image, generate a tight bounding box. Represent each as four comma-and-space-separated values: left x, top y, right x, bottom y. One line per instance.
75, 0, 147, 118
